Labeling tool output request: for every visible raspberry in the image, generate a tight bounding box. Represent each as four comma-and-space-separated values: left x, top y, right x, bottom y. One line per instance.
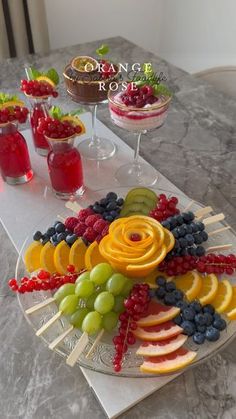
83, 227, 98, 243
64, 216, 78, 231
78, 207, 94, 221
93, 219, 109, 233
74, 222, 87, 236
101, 224, 110, 237
95, 234, 103, 243
85, 214, 102, 227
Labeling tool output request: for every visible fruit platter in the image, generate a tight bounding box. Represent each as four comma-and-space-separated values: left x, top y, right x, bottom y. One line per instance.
10, 186, 236, 378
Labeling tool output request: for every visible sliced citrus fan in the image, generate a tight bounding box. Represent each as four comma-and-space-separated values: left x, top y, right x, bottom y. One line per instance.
24, 241, 43, 273
137, 301, 180, 327
133, 321, 183, 342
69, 238, 87, 271
211, 279, 233, 313
172, 271, 203, 302
197, 274, 219, 305
36, 76, 55, 87
136, 334, 187, 357
61, 115, 86, 134
140, 348, 197, 374
0, 100, 25, 109
40, 241, 56, 274
85, 241, 107, 270
54, 240, 70, 275
226, 287, 236, 320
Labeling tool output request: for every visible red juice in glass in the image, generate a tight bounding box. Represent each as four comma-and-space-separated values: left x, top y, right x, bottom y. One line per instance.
0, 122, 33, 184
29, 97, 51, 156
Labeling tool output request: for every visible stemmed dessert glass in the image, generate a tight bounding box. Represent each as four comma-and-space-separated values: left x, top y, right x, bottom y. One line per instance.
108, 84, 171, 186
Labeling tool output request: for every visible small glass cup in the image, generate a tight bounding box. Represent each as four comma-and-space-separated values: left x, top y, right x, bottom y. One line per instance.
46, 134, 85, 199
0, 122, 33, 185
29, 96, 51, 156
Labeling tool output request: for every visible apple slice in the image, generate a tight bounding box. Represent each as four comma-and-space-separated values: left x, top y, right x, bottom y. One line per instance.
140, 347, 197, 374
133, 321, 183, 342
137, 301, 180, 327
136, 334, 187, 357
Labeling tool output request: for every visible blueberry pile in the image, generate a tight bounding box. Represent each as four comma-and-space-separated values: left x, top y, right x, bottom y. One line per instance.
152, 276, 227, 345
161, 211, 208, 258
89, 192, 124, 222
33, 221, 78, 247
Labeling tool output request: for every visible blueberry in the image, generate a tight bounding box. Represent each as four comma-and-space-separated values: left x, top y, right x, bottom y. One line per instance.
169, 217, 178, 229
106, 201, 117, 211
190, 223, 199, 233
156, 276, 166, 287
165, 281, 176, 292
174, 241, 180, 250
194, 313, 206, 326
116, 197, 124, 206
196, 246, 205, 256
93, 204, 104, 214
193, 332, 205, 345
155, 286, 166, 299
162, 220, 171, 230
181, 320, 196, 336
42, 235, 50, 245
176, 215, 184, 225
176, 300, 188, 310
196, 324, 207, 333
193, 234, 203, 245
174, 315, 182, 325
57, 232, 67, 242
203, 312, 213, 326
190, 301, 202, 313
51, 233, 58, 242
180, 248, 188, 256
149, 289, 156, 298
183, 211, 195, 222
177, 226, 186, 237
47, 227, 56, 237
103, 211, 109, 218
187, 247, 197, 256
106, 192, 117, 201
104, 215, 114, 222
200, 231, 208, 241
100, 198, 109, 207
213, 318, 227, 331
164, 292, 176, 305
33, 231, 42, 241
55, 222, 65, 233
185, 224, 193, 234
185, 234, 194, 246
53, 220, 60, 227
66, 234, 78, 245
183, 307, 195, 321
172, 229, 179, 239
173, 289, 184, 301
110, 210, 119, 218
179, 237, 188, 248
205, 326, 220, 342
203, 304, 215, 315
196, 221, 205, 231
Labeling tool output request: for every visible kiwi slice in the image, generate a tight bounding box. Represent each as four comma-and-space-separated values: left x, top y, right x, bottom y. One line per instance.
125, 188, 158, 206
120, 202, 150, 217
124, 194, 156, 210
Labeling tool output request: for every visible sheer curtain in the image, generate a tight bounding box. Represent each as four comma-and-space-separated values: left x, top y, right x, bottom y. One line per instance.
0, 0, 49, 60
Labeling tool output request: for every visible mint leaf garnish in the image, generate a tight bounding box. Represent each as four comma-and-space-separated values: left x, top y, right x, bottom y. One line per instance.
153, 83, 171, 97
0, 93, 20, 104
96, 44, 109, 57
70, 108, 86, 116
46, 68, 59, 85
49, 106, 63, 120
27, 67, 41, 80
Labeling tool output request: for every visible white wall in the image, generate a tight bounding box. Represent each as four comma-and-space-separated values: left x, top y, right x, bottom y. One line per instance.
45, 0, 236, 73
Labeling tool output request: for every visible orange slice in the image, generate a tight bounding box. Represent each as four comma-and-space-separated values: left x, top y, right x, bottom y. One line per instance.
136, 334, 187, 357
0, 100, 25, 109
211, 279, 233, 313
137, 301, 180, 327
197, 274, 219, 305
127, 245, 167, 271
173, 271, 203, 302
140, 348, 197, 374
69, 238, 87, 271
61, 115, 86, 134
133, 321, 183, 342
163, 228, 175, 253
36, 75, 55, 87
226, 287, 236, 320
40, 241, 56, 274
54, 240, 70, 274
24, 241, 43, 273
85, 241, 107, 270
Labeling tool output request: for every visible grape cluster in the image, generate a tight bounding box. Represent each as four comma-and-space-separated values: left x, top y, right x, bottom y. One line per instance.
150, 194, 180, 222
21, 79, 58, 98
37, 116, 82, 139
0, 106, 28, 124
162, 211, 208, 258
112, 283, 150, 372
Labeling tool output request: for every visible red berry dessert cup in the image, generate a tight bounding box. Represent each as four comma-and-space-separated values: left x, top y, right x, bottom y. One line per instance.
108, 82, 171, 186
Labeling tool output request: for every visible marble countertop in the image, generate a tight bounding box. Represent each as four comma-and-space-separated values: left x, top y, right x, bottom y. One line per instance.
1, 36, 236, 418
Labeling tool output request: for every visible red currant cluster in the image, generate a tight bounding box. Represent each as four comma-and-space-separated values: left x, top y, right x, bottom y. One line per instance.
21, 79, 58, 98
100, 60, 117, 79
150, 194, 180, 222
37, 117, 82, 139
159, 253, 236, 276
8, 265, 79, 293
121, 83, 159, 108
65, 208, 110, 244
112, 283, 150, 372
0, 106, 28, 124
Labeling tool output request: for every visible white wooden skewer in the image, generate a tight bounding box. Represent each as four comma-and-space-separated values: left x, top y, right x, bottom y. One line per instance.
66, 332, 89, 367
49, 325, 74, 350
208, 226, 231, 237
203, 213, 225, 226
195, 206, 213, 219
183, 200, 195, 212
57, 214, 65, 222
25, 297, 56, 314
206, 244, 232, 252
65, 201, 82, 213
36, 311, 62, 336
85, 329, 104, 359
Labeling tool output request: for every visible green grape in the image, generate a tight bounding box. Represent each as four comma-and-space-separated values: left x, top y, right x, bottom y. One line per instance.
106, 273, 126, 295
75, 279, 94, 298
82, 311, 102, 335
102, 311, 118, 332
75, 271, 90, 284
90, 263, 113, 285
94, 291, 114, 314
70, 308, 90, 329
113, 295, 125, 313
53, 283, 76, 304
86, 292, 99, 310
120, 279, 134, 296
59, 295, 79, 315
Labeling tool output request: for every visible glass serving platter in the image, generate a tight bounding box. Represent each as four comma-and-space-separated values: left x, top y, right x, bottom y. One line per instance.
16, 187, 236, 378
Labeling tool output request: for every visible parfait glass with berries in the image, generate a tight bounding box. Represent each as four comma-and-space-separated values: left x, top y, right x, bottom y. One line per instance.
21, 67, 59, 156
37, 106, 86, 199
108, 80, 171, 186
0, 93, 33, 185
